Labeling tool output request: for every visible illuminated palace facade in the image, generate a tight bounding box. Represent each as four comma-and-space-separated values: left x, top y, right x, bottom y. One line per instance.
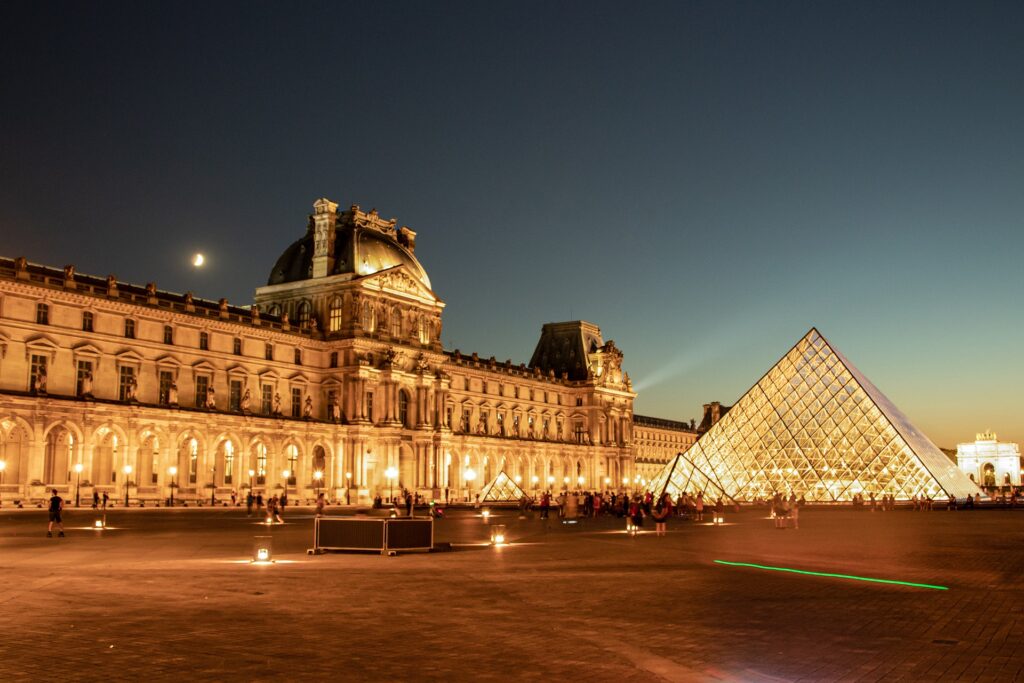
0, 198, 695, 505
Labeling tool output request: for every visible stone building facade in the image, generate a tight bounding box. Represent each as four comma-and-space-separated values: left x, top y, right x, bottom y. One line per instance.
0, 198, 694, 505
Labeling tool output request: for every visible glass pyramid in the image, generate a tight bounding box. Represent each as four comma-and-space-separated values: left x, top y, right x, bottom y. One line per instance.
479, 470, 530, 503
647, 451, 737, 504
676, 328, 980, 502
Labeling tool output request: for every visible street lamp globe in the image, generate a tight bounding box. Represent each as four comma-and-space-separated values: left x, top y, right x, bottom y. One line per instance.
123, 464, 132, 475
247, 468, 254, 477
313, 470, 323, 481
464, 468, 476, 482
74, 463, 83, 474
0, 460, 6, 472
169, 466, 178, 476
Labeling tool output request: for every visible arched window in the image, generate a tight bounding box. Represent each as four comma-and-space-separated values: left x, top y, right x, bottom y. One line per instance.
286, 445, 298, 485
329, 297, 344, 332
312, 445, 326, 482
361, 301, 373, 332
398, 390, 410, 427
297, 301, 311, 328
268, 304, 281, 317
254, 443, 267, 485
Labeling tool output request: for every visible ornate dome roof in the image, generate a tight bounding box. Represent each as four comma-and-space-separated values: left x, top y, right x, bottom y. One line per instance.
267, 204, 431, 290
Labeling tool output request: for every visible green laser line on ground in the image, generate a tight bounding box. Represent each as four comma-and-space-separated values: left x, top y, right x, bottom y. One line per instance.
714, 560, 948, 590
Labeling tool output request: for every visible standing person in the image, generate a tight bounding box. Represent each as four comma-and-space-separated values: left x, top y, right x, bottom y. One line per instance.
695, 492, 704, 522
652, 493, 671, 536
101, 491, 109, 510
246, 490, 254, 516
315, 492, 326, 517
272, 495, 284, 523
279, 491, 288, 515
714, 497, 725, 524
788, 494, 799, 529
540, 491, 550, 519
405, 491, 414, 517
255, 492, 264, 514
629, 496, 644, 531
230, 490, 237, 507
92, 490, 99, 510
47, 488, 65, 538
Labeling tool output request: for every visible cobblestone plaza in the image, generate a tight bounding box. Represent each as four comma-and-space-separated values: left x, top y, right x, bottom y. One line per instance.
1, 506, 1021, 681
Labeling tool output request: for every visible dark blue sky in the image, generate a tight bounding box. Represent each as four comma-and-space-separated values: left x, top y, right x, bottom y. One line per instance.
2, 1, 1022, 445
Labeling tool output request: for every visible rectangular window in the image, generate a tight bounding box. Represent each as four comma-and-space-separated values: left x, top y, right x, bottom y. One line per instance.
329, 351, 338, 368
291, 387, 302, 417
36, 303, 49, 325
261, 385, 273, 414
199, 332, 209, 351
233, 338, 241, 355
366, 392, 374, 423
294, 348, 302, 365
229, 380, 242, 411
574, 424, 586, 444
446, 406, 453, 429
163, 325, 174, 344
576, 397, 583, 407
256, 447, 267, 485
30, 354, 48, 392
329, 303, 343, 332
82, 311, 93, 332
118, 366, 135, 401
189, 448, 198, 484
124, 319, 135, 338
224, 444, 234, 485
195, 375, 209, 407
327, 390, 337, 419
265, 343, 273, 361
76, 360, 93, 396
159, 371, 174, 404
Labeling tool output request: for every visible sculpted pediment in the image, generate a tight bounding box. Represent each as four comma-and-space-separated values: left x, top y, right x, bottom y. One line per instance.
360, 266, 439, 302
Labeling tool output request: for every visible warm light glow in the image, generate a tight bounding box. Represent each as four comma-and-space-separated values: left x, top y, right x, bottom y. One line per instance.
0, 460, 7, 472
482, 509, 490, 519
255, 548, 270, 561
622, 477, 629, 485
313, 470, 323, 481
73, 463, 83, 473
604, 477, 610, 485
493, 534, 505, 544
464, 468, 477, 482
385, 466, 398, 480
282, 469, 291, 479
563, 476, 569, 484
94, 519, 104, 528
531, 475, 539, 484
577, 476, 585, 485
123, 464, 132, 475
513, 475, 522, 484
547, 476, 554, 484
345, 471, 352, 480
192, 253, 205, 267
247, 468, 254, 477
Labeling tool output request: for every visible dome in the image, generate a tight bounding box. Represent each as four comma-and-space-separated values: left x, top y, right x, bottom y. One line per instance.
267, 212, 431, 290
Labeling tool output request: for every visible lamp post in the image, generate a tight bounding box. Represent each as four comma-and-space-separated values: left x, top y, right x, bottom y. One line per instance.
0, 460, 5, 508
282, 469, 291, 502
210, 464, 217, 506
345, 471, 352, 504
464, 467, 477, 503
531, 474, 539, 496
248, 468, 255, 492
169, 466, 178, 506
122, 464, 132, 507
313, 469, 323, 499
385, 466, 398, 504
74, 463, 84, 507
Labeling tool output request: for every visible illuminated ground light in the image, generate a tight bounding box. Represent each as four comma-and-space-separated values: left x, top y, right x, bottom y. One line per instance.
714, 560, 948, 590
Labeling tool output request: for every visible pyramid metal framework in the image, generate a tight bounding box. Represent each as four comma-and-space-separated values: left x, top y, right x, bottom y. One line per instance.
647, 451, 737, 504
479, 470, 530, 503
682, 328, 980, 502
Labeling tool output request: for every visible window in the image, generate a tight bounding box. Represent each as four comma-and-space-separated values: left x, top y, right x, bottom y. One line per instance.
124, 318, 136, 338
255, 443, 267, 484
29, 354, 47, 392
398, 391, 409, 426
195, 375, 209, 408
446, 406, 453, 429
461, 410, 471, 433
329, 351, 338, 368
574, 423, 586, 443
294, 348, 302, 365
76, 360, 93, 396
291, 387, 302, 418
366, 392, 374, 423
361, 301, 374, 332
417, 316, 428, 344
229, 380, 242, 411
199, 332, 209, 351
233, 338, 242, 355
390, 310, 402, 337
265, 343, 273, 361
286, 445, 298, 485
36, 303, 49, 325
118, 366, 135, 401
297, 301, 311, 328
223, 441, 234, 485
329, 298, 343, 332
576, 397, 583, 407
159, 371, 174, 405
543, 417, 550, 437
82, 311, 93, 332
513, 414, 520, 435
261, 385, 273, 414
188, 438, 198, 484
497, 412, 505, 435
163, 325, 174, 345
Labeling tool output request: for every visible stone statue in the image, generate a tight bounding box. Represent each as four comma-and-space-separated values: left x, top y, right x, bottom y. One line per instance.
205, 386, 216, 409
329, 401, 341, 422
415, 353, 429, 374
251, 305, 261, 323
126, 375, 138, 401
80, 369, 93, 398
168, 382, 179, 405
303, 395, 313, 418
272, 393, 281, 416
63, 264, 76, 282
146, 282, 157, 296
34, 368, 47, 394
309, 316, 319, 333
106, 275, 118, 295
240, 388, 251, 413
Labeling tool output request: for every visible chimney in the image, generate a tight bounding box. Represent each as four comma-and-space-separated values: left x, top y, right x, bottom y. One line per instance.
311, 198, 339, 278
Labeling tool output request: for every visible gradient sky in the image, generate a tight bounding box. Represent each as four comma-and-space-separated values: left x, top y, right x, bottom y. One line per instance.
2, 1, 1022, 447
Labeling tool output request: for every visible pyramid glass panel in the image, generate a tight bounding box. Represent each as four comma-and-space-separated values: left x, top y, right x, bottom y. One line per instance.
479, 471, 529, 503
648, 451, 737, 504
684, 329, 980, 502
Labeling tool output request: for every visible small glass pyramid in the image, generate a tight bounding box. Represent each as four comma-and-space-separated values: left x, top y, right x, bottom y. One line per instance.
479, 470, 530, 502
673, 328, 980, 502
647, 450, 737, 504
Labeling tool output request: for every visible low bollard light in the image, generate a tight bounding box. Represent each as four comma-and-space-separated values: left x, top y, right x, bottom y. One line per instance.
490, 524, 507, 545
94, 518, 105, 529
252, 536, 273, 564
481, 508, 491, 521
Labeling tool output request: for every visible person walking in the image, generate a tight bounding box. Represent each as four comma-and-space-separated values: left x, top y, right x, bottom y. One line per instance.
255, 492, 264, 514
231, 490, 237, 507
788, 493, 799, 530
279, 491, 288, 515
405, 491, 414, 517
540, 491, 550, 519
695, 492, 704, 522
246, 490, 254, 516
47, 488, 65, 538
101, 491, 109, 510
652, 493, 672, 536
315, 492, 326, 517
92, 490, 99, 509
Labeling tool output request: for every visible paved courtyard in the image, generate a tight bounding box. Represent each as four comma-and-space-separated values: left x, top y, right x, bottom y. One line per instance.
1, 504, 1022, 682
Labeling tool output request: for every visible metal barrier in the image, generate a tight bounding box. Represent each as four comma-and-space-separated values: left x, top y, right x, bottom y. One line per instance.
314, 516, 433, 554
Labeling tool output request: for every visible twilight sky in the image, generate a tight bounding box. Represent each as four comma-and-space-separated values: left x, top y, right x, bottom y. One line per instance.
2, 1, 1022, 447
